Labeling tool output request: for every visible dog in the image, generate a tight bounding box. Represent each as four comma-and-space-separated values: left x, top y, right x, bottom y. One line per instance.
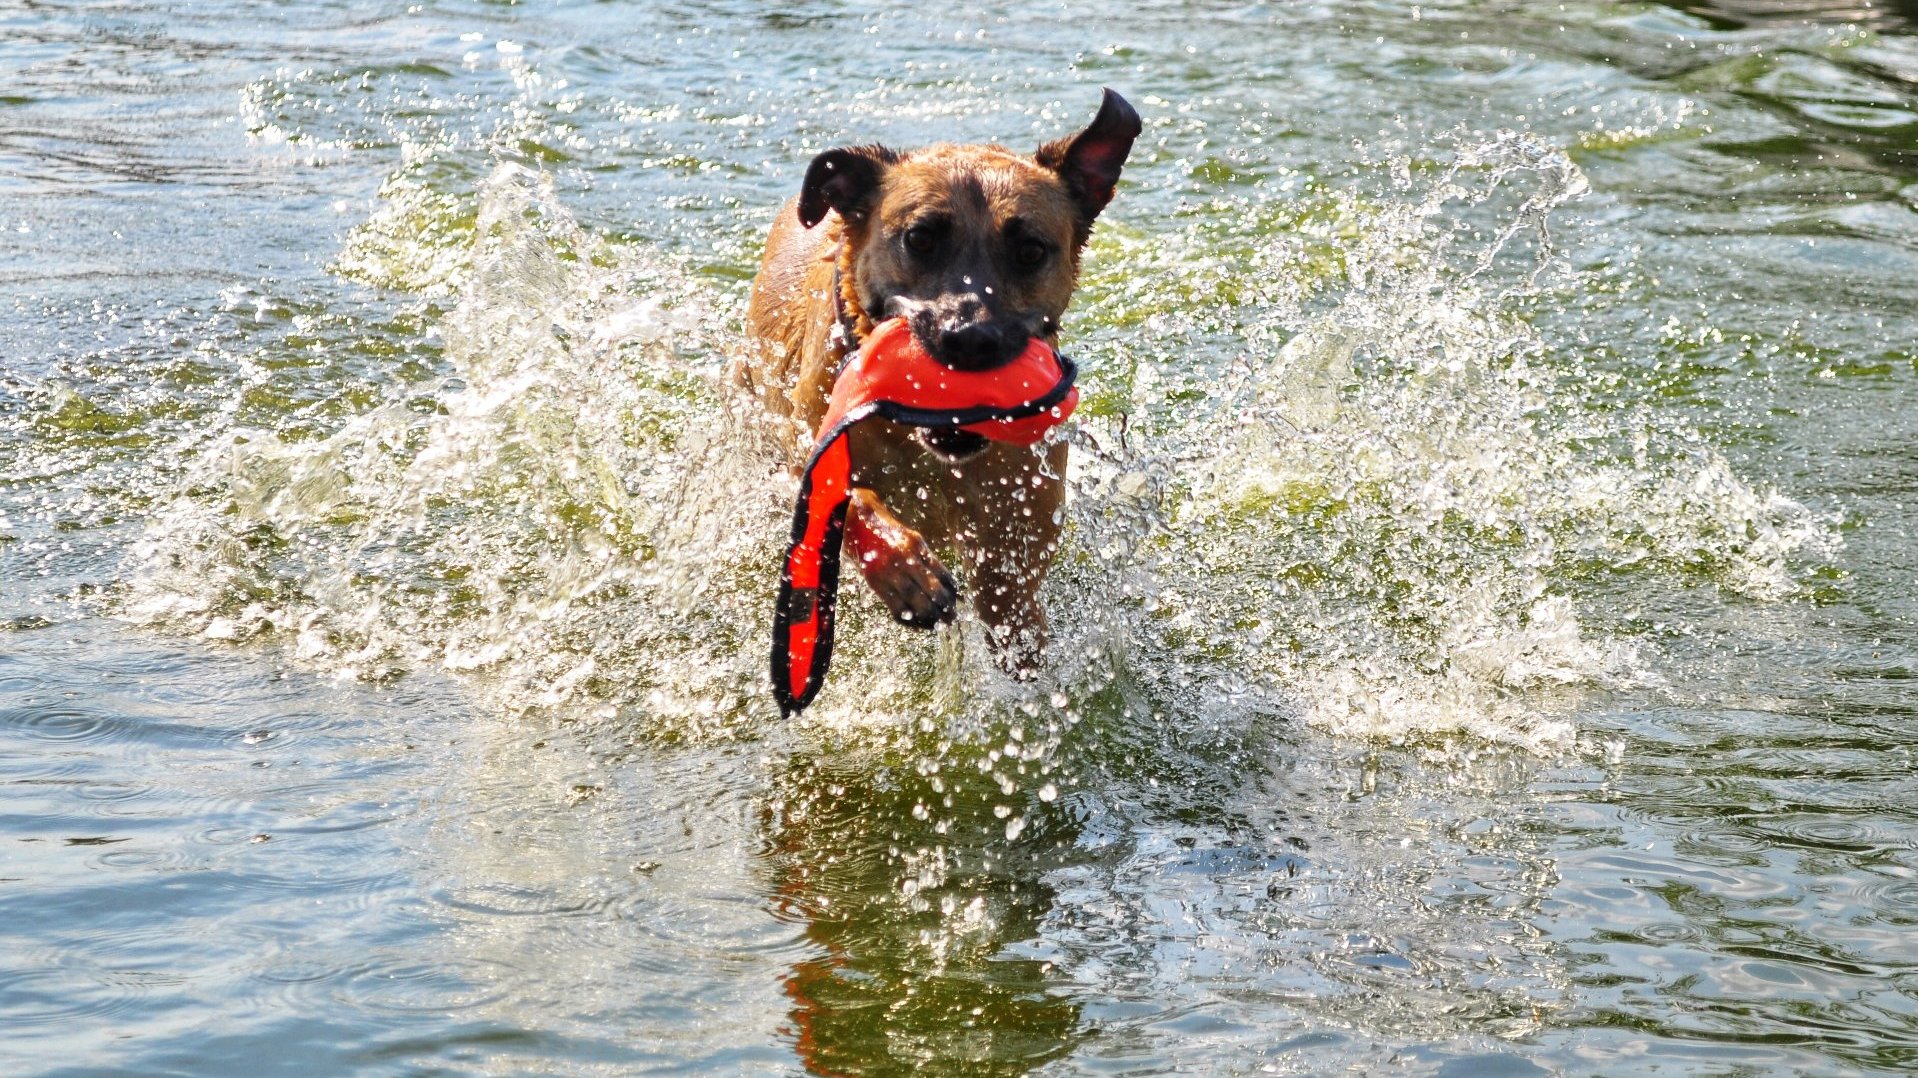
740, 89, 1141, 670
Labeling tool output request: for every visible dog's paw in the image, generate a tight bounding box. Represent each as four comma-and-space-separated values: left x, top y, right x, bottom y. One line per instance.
864, 545, 959, 629
970, 562, 1050, 674
844, 488, 959, 630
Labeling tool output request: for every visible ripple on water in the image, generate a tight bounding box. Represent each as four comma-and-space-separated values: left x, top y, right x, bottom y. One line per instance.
270, 810, 402, 838
432, 880, 621, 920
229, 865, 408, 915
335, 955, 521, 1015
253, 956, 345, 986
1735, 811, 1913, 856
0, 702, 239, 750
0, 961, 171, 1028
0, 674, 42, 697
194, 826, 281, 847
1684, 825, 1777, 859
1630, 921, 1704, 945
1, 758, 96, 788
91, 846, 202, 873
1871, 879, 1918, 922
71, 780, 154, 805
241, 948, 363, 1019
1, 705, 121, 745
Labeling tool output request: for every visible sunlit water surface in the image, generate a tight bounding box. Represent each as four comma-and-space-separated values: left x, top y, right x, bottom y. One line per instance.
5, 1, 1918, 1074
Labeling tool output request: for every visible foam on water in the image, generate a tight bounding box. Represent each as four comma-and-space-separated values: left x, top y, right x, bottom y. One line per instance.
121, 127, 1835, 766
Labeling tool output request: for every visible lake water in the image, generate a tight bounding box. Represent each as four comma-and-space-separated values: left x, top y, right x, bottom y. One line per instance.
5, 1, 1918, 1074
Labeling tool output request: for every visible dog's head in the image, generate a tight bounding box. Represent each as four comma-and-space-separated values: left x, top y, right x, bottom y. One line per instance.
795, 89, 1142, 374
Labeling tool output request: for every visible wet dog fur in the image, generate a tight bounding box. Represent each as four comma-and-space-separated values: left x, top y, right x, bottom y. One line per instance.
740, 89, 1141, 669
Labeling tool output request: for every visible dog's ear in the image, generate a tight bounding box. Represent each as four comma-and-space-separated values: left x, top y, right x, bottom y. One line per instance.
1036, 88, 1143, 228
797, 144, 898, 229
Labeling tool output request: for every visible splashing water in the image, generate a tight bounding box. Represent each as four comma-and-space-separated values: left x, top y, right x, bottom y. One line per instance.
1063, 131, 1836, 752
125, 163, 786, 734
123, 129, 1834, 766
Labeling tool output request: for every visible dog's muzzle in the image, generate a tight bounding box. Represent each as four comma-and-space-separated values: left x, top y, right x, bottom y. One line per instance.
929, 321, 1029, 372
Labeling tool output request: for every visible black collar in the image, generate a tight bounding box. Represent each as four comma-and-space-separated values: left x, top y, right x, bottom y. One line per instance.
830, 252, 863, 358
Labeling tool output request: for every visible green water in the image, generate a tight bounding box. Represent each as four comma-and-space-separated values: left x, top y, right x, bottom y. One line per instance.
5, 1, 1918, 1074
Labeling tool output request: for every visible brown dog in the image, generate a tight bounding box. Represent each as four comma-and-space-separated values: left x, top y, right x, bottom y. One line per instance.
740, 89, 1141, 669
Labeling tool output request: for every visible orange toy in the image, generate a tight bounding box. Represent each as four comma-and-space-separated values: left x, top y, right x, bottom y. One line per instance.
771, 317, 1079, 715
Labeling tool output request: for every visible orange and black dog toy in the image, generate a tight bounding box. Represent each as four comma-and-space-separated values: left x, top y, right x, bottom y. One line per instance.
771, 317, 1079, 715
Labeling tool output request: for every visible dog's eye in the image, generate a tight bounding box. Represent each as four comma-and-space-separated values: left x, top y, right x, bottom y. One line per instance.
904, 226, 937, 255
1015, 239, 1049, 268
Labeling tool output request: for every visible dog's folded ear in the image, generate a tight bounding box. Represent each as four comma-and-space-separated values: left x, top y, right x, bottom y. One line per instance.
1036, 88, 1143, 232
797, 144, 898, 229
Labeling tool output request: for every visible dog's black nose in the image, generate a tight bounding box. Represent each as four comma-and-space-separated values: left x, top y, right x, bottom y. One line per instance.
934, 322, 1026, 371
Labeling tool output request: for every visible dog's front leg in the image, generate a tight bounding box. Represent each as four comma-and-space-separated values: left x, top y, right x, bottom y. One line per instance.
964, 464, 1066, 676
844, 488, 958, 629
970, 551, 1052, 677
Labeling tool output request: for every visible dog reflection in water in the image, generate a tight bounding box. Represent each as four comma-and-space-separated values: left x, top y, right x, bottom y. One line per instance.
763, 750, 1084, 1075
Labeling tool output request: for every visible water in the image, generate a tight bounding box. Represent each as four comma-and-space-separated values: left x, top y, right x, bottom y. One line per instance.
5, 0, 1918, 1073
